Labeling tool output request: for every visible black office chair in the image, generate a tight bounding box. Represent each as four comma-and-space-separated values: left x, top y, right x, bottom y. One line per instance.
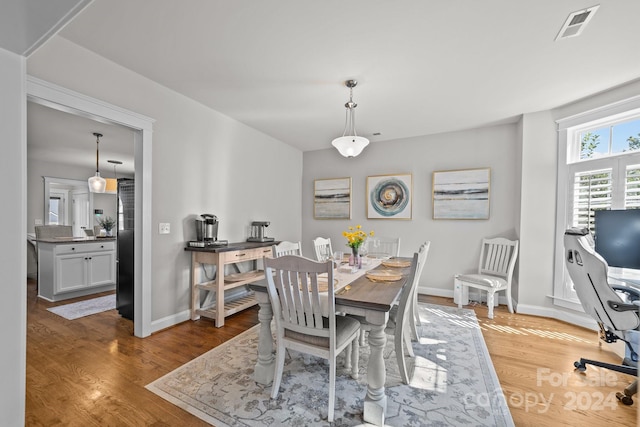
564, 228, 639, 405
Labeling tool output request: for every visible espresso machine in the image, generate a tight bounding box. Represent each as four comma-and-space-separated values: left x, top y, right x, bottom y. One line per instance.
188, 214, 227, 247
247, 221, 275, 243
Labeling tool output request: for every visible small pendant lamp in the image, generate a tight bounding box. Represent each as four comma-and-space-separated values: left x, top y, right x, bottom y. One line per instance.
88, 132, 106, 193
331, 80, 369, 158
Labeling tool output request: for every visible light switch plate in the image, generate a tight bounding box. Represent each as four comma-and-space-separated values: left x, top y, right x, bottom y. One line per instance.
159, 223, 170, 234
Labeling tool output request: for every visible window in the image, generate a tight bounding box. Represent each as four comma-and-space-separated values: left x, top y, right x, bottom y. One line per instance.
48, 189, 68, 226
578, 118, 640, 160
554, 99, 640, 310
49, 196, 61, 225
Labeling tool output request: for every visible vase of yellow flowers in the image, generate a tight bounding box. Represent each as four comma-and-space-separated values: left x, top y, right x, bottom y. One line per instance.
342, 225, 374, 268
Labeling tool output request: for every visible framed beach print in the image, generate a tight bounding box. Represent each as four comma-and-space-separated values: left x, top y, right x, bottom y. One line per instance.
314, 177, 352, 219
367, 173, 412, 219
432, 168, 490, 220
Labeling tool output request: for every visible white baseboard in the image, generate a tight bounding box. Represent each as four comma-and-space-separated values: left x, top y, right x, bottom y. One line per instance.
418, 286, 598, 331
516, 303, 597, 330
150, 309, 192, 334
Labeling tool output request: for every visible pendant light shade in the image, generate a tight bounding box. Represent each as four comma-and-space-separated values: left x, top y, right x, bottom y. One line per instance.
331, 80, 369, 157
105, 159, 122, 193
88, 132, 106, 193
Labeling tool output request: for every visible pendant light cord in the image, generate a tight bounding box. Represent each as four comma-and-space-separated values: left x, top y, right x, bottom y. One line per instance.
96, 137, 100, 173
93, 132, 103, 174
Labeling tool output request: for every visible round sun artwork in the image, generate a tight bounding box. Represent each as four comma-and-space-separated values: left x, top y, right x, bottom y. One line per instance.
370, 178, 409, 217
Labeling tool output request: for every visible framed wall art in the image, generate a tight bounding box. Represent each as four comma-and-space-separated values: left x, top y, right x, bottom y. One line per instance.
432, 168, 490, 220
314, 177, 352, 219
367, 173, 412, 219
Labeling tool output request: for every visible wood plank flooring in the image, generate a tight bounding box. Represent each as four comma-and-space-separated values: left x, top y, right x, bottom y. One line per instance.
25, 280, 637, 426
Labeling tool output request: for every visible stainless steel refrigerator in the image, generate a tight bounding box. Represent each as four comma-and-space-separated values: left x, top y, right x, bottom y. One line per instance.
116, 178, 135, 320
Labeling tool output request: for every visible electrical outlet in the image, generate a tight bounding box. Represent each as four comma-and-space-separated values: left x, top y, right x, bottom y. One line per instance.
35, 219, 43, 225
159, 223, 170, 234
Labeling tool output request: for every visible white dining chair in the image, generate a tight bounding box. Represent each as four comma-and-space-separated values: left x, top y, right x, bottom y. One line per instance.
348, 243, 426, 384
454, 237, 519, 319
365, 236, 400, 258
409, 241, 430, 341
272, 241, 302, 258
264, 255, 360, 422
312, 237, 333, 262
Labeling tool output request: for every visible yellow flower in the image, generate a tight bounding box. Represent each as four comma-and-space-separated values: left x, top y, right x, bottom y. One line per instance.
342, 224, 374, 250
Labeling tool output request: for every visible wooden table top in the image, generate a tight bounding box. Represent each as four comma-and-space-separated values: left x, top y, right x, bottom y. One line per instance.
249, 257, 413, 313
184, 240, 278, 253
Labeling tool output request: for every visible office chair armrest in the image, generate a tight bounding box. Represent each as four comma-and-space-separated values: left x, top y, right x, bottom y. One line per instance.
607, 300, 640, 312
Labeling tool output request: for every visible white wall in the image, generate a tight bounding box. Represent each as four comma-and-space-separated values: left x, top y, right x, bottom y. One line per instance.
516, 111, 557, 313
27, 36, 303, 323
0, 46, 26, 426
302, 124, 519, 297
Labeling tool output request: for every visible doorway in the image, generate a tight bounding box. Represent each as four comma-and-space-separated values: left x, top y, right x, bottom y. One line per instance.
27, 75, 154, 337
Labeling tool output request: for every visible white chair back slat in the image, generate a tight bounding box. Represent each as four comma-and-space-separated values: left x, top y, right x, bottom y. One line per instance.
480, 239, 516, 277
313, 237, 334, 262
272, 241, 303, 258
267, 255, 334, 336
365, 236, 401, 258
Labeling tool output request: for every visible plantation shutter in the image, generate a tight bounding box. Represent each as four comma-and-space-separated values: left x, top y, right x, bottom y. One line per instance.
572, 168, 613, 229
625, 164, 640, 209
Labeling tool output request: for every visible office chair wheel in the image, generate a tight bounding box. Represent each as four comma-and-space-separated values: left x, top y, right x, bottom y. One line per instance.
574, 361, 587, 372
616, 392, 633, 405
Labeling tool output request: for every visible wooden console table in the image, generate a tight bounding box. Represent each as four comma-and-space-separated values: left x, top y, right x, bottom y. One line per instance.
185, 241, 275, 327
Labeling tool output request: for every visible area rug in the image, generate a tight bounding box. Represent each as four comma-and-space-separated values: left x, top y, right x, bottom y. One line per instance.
146, 303, 513, 426
47, 294, 116, 320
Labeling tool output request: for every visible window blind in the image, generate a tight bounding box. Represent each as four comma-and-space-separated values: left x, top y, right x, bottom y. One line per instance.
626, 164, 640, 209
572, 168, 612, 229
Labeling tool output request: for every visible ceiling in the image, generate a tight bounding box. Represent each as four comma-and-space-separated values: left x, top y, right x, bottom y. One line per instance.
7, 1, 640, 170
27, 102, 135, 175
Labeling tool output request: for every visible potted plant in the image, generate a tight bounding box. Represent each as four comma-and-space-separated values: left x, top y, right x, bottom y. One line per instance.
97, 216, 116, 237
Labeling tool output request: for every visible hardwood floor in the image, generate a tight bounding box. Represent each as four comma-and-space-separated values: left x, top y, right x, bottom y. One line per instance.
26, 280, 637, 426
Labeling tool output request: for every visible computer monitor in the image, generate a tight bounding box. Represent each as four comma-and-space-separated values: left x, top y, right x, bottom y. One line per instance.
594, 209, 640, 270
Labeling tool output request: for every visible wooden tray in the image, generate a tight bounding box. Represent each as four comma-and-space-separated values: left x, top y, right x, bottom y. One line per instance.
366, 269, 403, 282
382, 259, 411, 268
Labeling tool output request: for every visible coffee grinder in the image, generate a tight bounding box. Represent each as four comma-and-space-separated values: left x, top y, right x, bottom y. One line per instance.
247, 221, 274, 242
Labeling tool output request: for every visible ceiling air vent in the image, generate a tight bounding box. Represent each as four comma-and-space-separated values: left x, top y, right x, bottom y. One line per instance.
555, 5, 600, 41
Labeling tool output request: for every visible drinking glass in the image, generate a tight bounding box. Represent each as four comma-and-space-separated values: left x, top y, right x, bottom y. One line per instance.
333, 251, 344, 268
359, 245, 369, 265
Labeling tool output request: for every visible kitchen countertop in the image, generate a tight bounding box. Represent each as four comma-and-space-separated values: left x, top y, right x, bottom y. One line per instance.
36, 236, 116, 244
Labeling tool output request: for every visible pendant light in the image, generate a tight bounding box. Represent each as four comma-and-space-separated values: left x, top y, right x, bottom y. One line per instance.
105, 159, 122, 193
88, 132, 106, 193
331, 80, 369, 157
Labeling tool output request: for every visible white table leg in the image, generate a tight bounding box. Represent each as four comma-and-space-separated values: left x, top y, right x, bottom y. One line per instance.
363, 321, 387, 426
253, 292, 275, 385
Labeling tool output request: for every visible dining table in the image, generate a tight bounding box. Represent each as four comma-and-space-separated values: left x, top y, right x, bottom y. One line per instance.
248, 255, 413, 426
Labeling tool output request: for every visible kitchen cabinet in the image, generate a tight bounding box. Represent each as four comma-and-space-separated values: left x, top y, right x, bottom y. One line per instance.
37, 238, 116, 302
186, 241, 275, 327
